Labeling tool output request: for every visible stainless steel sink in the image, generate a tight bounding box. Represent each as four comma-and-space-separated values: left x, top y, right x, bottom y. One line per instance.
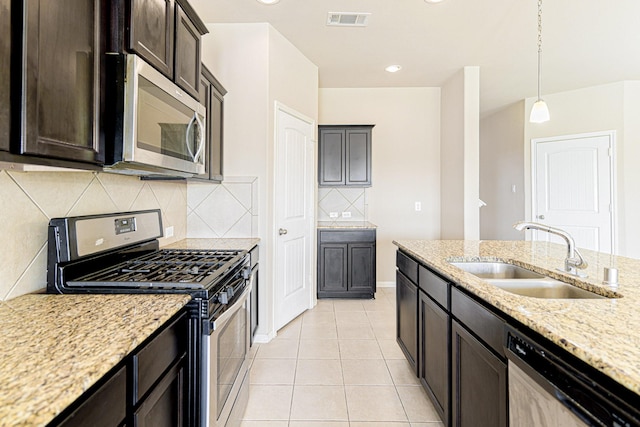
449, 261, 609, 299
485, 278, 606, 299
449, 262, 545, 279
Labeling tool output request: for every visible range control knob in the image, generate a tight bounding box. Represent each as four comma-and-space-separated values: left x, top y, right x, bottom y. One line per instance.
226, 286, 235, 299
217, 291, 228, 305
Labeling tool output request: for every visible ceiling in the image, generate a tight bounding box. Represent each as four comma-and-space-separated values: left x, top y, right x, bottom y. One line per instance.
190, 0, 640, 117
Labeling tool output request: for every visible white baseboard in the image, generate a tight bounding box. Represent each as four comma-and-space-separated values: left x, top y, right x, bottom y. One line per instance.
377, 281, 396, 288
252, 333, 274, 344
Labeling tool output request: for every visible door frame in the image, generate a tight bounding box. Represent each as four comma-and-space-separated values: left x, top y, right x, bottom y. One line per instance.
271, 101, 317, 332
530, 130, 617, 253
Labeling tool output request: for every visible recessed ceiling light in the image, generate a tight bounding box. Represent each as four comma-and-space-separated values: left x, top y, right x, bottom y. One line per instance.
424, 0, 445, 3
256, 0, 280, 4
385, 65, 402, 73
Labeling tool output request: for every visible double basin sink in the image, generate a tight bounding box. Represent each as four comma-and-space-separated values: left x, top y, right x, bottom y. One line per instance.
449, 262, 608, 299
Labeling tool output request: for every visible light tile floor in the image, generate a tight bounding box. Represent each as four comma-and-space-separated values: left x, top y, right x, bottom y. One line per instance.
242, 287, 445, 427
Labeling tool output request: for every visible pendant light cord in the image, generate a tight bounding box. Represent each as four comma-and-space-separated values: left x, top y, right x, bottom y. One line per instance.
537, 0, 543, 101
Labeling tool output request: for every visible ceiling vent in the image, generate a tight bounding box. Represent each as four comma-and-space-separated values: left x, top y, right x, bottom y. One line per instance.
327, 12, 371, 27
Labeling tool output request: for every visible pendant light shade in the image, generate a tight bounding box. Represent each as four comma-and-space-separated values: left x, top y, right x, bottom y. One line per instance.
530, 99, 550, 123
530, 0, 550, 123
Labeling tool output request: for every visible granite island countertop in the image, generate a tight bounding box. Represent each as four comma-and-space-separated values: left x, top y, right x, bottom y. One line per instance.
0, 293, 191, 427
393, 239, 640, 396
317, 221, 377, 229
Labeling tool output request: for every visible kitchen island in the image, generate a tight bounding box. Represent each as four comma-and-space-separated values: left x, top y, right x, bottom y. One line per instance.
395, 239, 640, 426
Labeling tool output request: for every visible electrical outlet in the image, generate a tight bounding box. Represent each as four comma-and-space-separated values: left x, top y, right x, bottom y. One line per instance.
342, 211, 352, 218
329, 212, 339, 219
415, 202, 422, 212
165, 226, 174, 238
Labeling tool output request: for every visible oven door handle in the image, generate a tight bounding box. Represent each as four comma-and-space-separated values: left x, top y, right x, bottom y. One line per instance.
210, 282, 252, 332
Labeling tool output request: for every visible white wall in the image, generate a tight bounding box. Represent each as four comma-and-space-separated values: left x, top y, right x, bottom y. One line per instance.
199, 23, 318, 340
479, 101, 526, 240
523, 82, 634, 255
318, 87, 441, 285
622, 82, 640, 258
440, 67, 480, 239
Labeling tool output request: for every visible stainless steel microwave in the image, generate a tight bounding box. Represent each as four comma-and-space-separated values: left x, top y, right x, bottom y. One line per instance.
104, 54, 206, 177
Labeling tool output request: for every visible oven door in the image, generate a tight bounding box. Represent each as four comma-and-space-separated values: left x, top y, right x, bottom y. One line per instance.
202, 283, 251, 427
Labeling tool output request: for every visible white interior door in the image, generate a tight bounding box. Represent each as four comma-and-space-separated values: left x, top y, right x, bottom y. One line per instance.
274, 105, 315, 331
532, 132, 615, 253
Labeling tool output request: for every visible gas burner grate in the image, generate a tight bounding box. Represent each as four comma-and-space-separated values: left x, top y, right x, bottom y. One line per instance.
67, 249, 245, 290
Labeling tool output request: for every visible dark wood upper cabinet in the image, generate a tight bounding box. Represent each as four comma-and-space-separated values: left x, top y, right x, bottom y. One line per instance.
318, 125, 373, 187
174, 4, 201, 99
0, 0, 9, 153
128, 0, 174, 78
126, 0, 206, 100
194, 65, 225, 182
15, 0, 105, 165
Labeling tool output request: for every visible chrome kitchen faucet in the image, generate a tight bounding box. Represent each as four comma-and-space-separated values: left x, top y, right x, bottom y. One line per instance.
513, 221, 588, 277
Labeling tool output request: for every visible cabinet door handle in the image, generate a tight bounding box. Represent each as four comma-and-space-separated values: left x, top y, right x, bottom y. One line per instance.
279, 228, 288, 236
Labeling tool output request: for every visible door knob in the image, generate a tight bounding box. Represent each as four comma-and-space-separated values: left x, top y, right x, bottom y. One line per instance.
537, 215, 545, 220
279, 228, 288, 235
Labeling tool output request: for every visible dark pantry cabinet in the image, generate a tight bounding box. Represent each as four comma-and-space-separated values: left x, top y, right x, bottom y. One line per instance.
318, 125, 373, 187
54, 311, 191, 427
317, 229, 376, 299
6, 0, 107, 167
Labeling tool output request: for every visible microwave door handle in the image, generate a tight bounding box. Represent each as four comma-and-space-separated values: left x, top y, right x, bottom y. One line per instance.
185, 112, 205, 163
193, 113, 205, 163
185, 114, 197, 161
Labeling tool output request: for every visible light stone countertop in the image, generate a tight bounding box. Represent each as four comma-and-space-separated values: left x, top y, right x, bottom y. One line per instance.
317, 221, 377, 229
164, 237, 260, 251
393, 239, 640, 396
0, 293, 191, 427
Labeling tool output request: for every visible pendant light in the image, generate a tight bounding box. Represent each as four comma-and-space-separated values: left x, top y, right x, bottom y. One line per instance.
530, 0, 550, 123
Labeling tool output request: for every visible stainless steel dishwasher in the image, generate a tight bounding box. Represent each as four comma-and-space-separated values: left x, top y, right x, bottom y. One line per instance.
506, 326, 640, 427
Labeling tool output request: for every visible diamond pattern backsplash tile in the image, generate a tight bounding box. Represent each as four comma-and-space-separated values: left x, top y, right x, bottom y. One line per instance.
0, 170, 187, 301
187, 177, 258, 238
318, 188, 367, 221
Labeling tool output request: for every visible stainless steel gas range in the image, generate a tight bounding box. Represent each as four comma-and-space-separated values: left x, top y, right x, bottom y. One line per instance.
47, 209, 252, 427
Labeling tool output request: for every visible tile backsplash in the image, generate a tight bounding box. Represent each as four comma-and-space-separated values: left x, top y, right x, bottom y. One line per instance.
318, 187, 367, 221
187, 177, 258, 238
0, 170, 187, 301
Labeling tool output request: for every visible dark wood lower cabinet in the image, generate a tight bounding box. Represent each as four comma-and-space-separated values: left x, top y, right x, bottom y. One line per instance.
57, 366, 127, 427
52, 310, 191, 427
396, 270, 418, 373
134, 359, 187, 427
451, 319, 507, 427
396, 251, 508, 427
418, 291, 449, 425
317, 229, 376, 299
